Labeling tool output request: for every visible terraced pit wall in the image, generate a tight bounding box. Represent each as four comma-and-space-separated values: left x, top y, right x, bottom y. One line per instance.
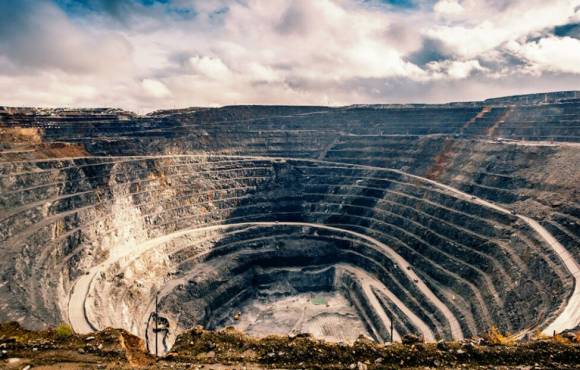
0, 91, 578, 353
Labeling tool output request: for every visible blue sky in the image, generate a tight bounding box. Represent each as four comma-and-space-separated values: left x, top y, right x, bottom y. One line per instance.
0, 0, 579, 111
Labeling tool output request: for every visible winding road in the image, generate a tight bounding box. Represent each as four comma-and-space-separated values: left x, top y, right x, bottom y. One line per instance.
335, 264, 436, 342
69, 221, 462, 341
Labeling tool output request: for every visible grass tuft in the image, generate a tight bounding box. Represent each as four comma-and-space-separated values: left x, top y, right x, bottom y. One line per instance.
53, 323, 74, 339
484, 326, 515, 346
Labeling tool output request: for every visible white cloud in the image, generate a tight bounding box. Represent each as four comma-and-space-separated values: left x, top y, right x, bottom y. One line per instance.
434, 0, 464, 16
427, 0, 579, 58
142, 79, 172, 98
244, 63, 283, 83
507, 36, 580, 74
0, 0, 579, 111
189, 56, 232, 80
0, 1, 133, 75
427, 59, 486, 79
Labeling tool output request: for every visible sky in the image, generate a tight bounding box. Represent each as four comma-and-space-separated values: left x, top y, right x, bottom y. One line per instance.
0, 0, 579, 112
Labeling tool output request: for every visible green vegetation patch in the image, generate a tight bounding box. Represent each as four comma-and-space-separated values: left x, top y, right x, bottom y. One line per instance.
311, 296, 327, 305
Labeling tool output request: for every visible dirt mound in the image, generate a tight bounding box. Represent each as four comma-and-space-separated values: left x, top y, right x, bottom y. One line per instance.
0, 322, 154, 369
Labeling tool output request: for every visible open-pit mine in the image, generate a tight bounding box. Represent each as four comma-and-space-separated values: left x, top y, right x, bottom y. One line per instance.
1, 91, 579, 355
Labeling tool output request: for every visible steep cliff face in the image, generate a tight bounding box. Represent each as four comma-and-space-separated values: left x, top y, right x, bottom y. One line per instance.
0, 92, 578, 353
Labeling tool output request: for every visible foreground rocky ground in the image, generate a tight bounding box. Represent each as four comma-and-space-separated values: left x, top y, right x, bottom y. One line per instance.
1, 322, 579, 369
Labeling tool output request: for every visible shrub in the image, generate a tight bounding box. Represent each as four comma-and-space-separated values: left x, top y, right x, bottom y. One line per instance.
552, 334, 572, 345
484, 326, 514, 346
54, 324, 74, 339
532, 330, 549, 340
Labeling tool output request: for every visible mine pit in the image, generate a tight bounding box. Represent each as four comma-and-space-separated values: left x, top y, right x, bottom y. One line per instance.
1, 92, 579, 357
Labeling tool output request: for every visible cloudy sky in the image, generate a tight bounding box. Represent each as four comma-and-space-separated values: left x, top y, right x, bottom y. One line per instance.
1, 0, 579, 112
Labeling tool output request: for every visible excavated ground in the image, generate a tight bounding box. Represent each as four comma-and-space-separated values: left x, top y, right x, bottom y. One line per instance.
0, 91, 579, 363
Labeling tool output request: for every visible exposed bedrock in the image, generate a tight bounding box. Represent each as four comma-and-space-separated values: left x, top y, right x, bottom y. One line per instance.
0, 92, 578, 353
0, 156, 575, 352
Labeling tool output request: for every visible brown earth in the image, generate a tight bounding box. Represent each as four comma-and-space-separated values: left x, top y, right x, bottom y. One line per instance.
2, 322, 579, 369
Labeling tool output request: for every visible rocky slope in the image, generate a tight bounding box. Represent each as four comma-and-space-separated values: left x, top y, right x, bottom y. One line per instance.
0, 91, 578, 355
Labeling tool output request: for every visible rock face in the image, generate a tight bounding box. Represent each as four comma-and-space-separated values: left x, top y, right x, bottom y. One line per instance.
0, 91, 579, 354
